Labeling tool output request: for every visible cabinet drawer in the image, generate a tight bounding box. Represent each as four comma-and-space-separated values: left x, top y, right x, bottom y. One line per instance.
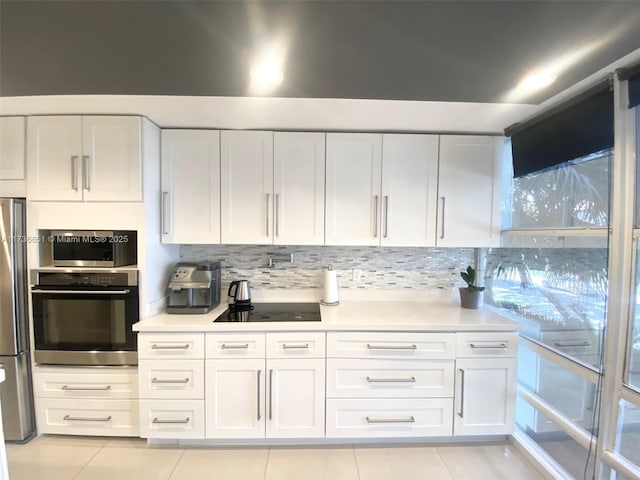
34, 367, 138, 399
327, 358, 454, 398
326, 398, 453, 438
456, 332, 518, 357
266, 332, 325, 358
140, 399, 204, 439
36, 398, 139, 437
138, 359, 204, 400
206, 333, 265, 358
327, 332, 455, 359
138, 333, 205, 359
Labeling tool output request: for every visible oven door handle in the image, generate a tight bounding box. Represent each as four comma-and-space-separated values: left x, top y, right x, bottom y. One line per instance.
32, 289, 131, 295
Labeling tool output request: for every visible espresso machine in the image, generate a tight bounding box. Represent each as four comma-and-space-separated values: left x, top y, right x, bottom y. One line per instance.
166, 261, 221, 314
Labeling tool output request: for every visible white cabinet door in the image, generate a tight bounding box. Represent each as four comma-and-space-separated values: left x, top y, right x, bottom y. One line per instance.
27, 116, 83, 201
221, 131, 273, 244
325, 133, 382, 245
266, 358, 325, 438
436, 135, 502, 247
381, 134, 439, 246
161, 130, 221, 243
273, 132, 325, 245
82, 116, 142, 202
0, 116, 25, 180
27, 116, 142, 202
454, 357, 517, 436
205, 358, 265, 438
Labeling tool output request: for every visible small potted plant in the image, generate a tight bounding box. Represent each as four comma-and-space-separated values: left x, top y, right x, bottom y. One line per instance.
459, 265, 484, 309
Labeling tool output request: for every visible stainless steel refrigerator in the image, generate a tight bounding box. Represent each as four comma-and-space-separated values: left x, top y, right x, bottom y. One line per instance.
0, 198, 35, 441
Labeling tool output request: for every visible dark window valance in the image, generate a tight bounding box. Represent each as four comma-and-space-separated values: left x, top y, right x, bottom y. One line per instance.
505, 82, 613, 178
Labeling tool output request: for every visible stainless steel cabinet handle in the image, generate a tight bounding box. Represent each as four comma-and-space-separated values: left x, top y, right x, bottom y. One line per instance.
151, 377, 190, 384
62, 385, 111, 391
373, 195, 379, 238
282, 343, 309, 350
554, 341, 591, 348
71, 155, 79, 190
469, 343, 508, 349
64, 414, 112, 422
366, 376, 416, 383
221, 343, 250, 350
257, 369, 262, 421
83, 155, 90, 191
162, 191, 169, 235
458, 369, 465, 418
32, 289, 130, 295
151, 344, 190, 350
269, 369, 274, 420
366, 344, 417, 351
366, 416, 415, 424
152, 417, 190, 424
440, 196, 446, 239
383, 196, 389, 238
275, 193, 280, 237
266, 193, 271, 236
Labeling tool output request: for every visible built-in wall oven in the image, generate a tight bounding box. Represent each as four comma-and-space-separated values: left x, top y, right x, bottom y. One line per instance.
31, 269, 139, 366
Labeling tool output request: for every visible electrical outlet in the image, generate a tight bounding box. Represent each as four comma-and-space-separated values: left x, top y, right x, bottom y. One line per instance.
352, 268, 361, 281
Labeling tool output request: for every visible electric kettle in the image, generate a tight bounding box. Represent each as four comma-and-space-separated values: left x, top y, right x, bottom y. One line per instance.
228, 280, 251, 305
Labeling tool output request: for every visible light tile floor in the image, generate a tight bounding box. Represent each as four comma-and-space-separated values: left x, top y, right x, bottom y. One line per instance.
5, 436, 547, 480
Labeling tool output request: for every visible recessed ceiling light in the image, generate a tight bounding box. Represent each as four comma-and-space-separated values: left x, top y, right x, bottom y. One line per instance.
250, 61, 284, 87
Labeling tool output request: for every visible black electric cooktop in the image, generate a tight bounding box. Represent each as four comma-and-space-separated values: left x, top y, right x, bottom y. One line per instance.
214, 303, 321, 323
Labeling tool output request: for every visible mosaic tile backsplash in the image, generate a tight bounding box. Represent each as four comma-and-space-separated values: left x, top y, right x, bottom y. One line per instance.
180, 245, 475, 291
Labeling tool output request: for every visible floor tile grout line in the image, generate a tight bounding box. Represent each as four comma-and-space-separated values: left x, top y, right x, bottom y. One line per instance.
166, 446, 188, 480
263, 446, 272, 480
352, 444, 361, 480
69, 440, 109, 480
434, 445, 457, 480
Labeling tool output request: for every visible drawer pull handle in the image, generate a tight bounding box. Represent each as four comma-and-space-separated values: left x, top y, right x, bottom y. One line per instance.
221, 343, 250, 350
151, 344, 190, 350
469, 343, 507, 349
151, 377, 190, 384
366, 376, 416, 383
366, 416, 416, 424
367, 344, 417, 351
282, 343, 309, 350
61, 385, 111, 391
152, 417, 190, 424
64, 414, 112, 422
554, 341, 591, 348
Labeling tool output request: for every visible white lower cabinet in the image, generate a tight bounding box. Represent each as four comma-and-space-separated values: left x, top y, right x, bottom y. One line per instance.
140, 400, 205, 439
204, 332, 326, 439
326, 398, 453, 438
326, 332, 456, 439
453, 332, 518, 436
205, 358, 265, 438
34, 366, 139, 437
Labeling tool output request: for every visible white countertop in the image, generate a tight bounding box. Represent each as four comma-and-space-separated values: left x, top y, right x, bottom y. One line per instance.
133, 289, 521, 333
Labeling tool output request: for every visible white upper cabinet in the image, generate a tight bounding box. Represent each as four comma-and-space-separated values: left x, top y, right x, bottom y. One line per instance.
221, 130, 325, 245
325, 133, 382, 245
221, 131, 274, 244
0, 116, 26, 180
27, 116, 142, 202
273, 132, 325, 245
381, 134, 439, 246
161, 130, 221, 244
436, 135, 503, 247
326, 133, 438, 246
0, 116, 26, 197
